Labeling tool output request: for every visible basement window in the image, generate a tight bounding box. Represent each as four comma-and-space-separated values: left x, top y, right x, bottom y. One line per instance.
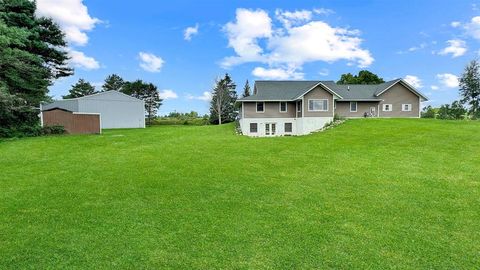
285, 123, 292, 133
250, 123, 258, 133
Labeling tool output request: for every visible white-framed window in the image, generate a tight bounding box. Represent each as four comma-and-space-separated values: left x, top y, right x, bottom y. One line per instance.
284, 123, 292, 133
297, 101, 302, 112
250, 123, 258, 133
308, 99, 328, 112
350, 101, 357, 112
279, 102, 287, 113
256, 102, 264, 113
402, 104, 412, 111
383, 104, 393, 112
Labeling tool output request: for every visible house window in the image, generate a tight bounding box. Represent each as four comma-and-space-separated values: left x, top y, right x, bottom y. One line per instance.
350, 101, 357, 112
285, 123, 292, 133
297, 101, 302, 112
280, 102, 287, 112
250, 123, 258, 133
383, 104, 393, 112
308, 99, 328, 111
256, 102, 264, 112
402, 104, 412, 111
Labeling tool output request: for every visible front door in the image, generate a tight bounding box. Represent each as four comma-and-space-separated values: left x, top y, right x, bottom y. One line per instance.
265, 123, 276, 136
370, 107, 376, 117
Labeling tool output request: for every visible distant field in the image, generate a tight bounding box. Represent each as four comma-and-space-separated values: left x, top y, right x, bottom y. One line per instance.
0, 119, 479, 269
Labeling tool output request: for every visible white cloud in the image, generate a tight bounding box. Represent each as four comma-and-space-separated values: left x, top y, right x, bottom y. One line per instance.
67, 49, 100, 70
275, 9, 312, 28
159, 89, 178, 100
451, 21, 461, 28
436, 73, 459, 88
438, 39, 467, 57
431, 85, 439, 90
187, 91, 212, 101
319, 68, 329, 76
184, 24, 199, 41
313, 8, 334, 15
222, 9, 272, 67
138, 52, 164, 72
252, 67, 304, 80
404, 75, 422, 88
221, 8, 373, 75
463, 16, 480, 40
36, 0, 100, 46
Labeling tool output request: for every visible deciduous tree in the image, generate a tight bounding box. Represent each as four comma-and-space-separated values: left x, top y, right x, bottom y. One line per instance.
459, 60, 480, 117
337, 70, 385, 84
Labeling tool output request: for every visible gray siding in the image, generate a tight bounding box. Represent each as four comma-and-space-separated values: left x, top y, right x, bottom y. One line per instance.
303, 85, 334, 117
243, 102, 296, 118
42, 99, 79, 112
336, 101, 379, 117
378, 84, 420, 117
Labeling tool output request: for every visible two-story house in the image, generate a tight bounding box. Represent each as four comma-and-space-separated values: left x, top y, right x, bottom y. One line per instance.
237, 79, 428, 137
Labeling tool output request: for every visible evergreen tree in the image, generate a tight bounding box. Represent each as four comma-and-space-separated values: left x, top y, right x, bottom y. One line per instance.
143, 83, 162, 125
63, 79, 97, 99
0, 0, 72, 135
102, 74, 125, 92
459, 60, 480, 118
209, 73, 237, 124
122, 80, 163, 124
337, 70, 385, 84
242, 79, 251, 97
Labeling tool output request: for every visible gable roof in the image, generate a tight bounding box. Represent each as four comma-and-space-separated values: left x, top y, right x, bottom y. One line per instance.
239, 80, 341, 101
238, 79, 428, 102
61, 90, 143, 102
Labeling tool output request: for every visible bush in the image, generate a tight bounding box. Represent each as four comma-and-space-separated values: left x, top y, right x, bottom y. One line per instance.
41, 125, 65, 135
150, 117, 209, 126
421, 105, 436, 118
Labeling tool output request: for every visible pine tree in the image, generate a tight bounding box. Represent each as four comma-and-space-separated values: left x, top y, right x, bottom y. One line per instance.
102, 74, 125, 92
209, 73, 237, 124
63, 79, 97, 99
242, 79, 251, 97
459, 60, 480, 117
0, 0, 72, 135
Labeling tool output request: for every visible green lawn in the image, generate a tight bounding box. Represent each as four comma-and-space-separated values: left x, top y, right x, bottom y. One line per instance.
1, 119, 479, 269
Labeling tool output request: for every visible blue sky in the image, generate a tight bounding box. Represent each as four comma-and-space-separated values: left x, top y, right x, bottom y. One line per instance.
38, 0, 480, 115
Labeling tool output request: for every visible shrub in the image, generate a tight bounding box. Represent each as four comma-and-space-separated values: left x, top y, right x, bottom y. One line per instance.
421, 106, 436, 118
41, 125, 65, 135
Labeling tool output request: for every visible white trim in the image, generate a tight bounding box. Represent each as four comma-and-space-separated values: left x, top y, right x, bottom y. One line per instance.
279, 102, 288, 113
72, 112, 101, 115
350, 101, 358, 112
401, 104, 412, 112
256, 102, 265, 113
242, 102, 245, 119
249, 122, 258, 133
378, 104, 380, 117
295, 82, 343, 99
418, 96, 421, 118
307, 99, 329, 112
339, 99, 383, 101
39, 103, 44, 127
382, 104, 393, 112
301, 97, 305, 118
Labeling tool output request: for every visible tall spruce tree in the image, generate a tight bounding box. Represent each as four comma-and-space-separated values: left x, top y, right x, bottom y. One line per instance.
0, 0, 72, 135
242, 79, 251, 97
209, 73, 237, 124
459, 60, 480, 117
63, 79, 97, 99
102, 74, 125, 92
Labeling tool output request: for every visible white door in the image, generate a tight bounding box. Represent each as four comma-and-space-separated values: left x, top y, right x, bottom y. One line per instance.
370, 107, 376, 117
265, 123, 276, 136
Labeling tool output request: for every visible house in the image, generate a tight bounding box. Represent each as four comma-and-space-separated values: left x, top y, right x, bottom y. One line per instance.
237, 79, 428, 137
41, 91, 145, 129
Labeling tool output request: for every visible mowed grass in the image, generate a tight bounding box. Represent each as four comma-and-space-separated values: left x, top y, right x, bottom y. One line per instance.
1, 119, 479, 269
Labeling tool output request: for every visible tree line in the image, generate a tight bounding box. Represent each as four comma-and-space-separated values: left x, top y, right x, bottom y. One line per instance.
422, 60, 480, 120
63, 75, 163, 125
